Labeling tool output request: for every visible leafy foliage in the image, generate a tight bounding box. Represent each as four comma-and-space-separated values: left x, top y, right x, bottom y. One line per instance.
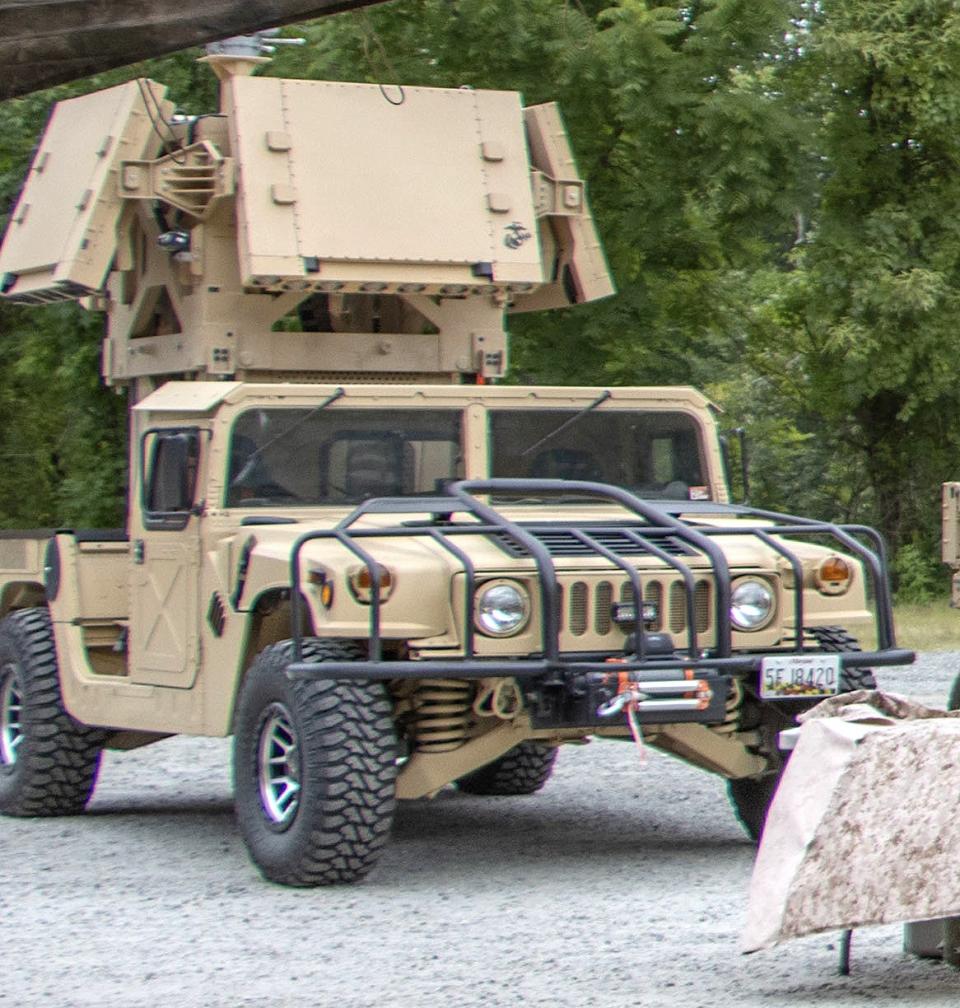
743, 0, 960, 587
0, 0, 955, 598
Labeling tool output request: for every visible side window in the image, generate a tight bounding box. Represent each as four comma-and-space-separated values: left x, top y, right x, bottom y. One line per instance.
142, 429, 201, 530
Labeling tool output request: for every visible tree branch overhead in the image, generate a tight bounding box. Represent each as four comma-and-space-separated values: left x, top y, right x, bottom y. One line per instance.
0, 0, 394, 99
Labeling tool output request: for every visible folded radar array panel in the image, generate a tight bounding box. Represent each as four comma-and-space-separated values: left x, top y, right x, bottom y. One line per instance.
228, 76, 544, 293
0, 80, 170, 304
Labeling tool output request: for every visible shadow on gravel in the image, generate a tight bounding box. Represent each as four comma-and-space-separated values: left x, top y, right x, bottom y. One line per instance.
86, 797, 234, 817
752, 968, 960, 1005
389, 786, 750, 876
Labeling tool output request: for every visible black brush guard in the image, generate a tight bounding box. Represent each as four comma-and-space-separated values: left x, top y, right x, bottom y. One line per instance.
287, 480, 914, 692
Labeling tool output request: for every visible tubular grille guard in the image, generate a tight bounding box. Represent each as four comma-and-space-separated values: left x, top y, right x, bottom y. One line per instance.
287, 478, 908, 675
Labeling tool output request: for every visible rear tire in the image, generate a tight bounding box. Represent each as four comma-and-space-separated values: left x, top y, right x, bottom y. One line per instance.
457, 741, 557, 796
233, 638, 397, 886
0, 607, 103, 816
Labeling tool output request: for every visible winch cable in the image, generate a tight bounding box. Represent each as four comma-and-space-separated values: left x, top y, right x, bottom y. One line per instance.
597, 686, 649, 764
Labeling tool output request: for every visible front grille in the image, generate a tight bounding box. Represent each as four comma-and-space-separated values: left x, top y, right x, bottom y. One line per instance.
491, 527, 697, 559
662, 580, 711, 633
563, 577, 712, 638
620, 580, 663, 631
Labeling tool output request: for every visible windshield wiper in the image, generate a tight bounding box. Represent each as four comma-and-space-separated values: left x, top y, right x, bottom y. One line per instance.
519, 389, 612, 458
230, 386, 346, 488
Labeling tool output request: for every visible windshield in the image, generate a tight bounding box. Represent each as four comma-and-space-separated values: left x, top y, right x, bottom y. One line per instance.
226, 408, 463, 507
488, 409, 709, 501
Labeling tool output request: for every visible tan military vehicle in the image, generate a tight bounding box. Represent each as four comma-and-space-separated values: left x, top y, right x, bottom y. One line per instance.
0, 40, 909, 885
941, 484, 960, 708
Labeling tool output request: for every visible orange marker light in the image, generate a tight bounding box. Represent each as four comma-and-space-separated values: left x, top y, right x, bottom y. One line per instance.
348, 566, 395, 604
815, 555, 852, 594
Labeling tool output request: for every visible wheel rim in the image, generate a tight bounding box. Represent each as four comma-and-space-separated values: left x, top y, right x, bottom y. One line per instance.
0, 664, 23, 767
257, 703, 301, 828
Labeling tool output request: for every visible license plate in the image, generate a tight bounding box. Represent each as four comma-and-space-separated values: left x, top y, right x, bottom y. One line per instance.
760, 654, 841, 698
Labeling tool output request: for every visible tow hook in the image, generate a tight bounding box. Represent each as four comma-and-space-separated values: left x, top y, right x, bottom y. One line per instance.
597, 690, 646, 718
595, 673, 715, 763
593, 671, 713, 718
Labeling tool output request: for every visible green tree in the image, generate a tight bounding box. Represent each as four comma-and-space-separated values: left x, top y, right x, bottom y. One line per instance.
0, 51, 218, 529
747, 0, 960, 577
273, 0, 808, 390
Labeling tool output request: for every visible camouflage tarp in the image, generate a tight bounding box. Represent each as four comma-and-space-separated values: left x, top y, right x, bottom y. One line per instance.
741, 691, 960, 952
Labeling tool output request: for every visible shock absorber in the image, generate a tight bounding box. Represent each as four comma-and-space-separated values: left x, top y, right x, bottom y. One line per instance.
410, 679, 474, 753
712, 676, 743, 735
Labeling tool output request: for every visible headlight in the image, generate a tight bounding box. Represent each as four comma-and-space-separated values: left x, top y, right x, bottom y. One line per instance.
474, 581, 530, 637
730, 578, 775, 631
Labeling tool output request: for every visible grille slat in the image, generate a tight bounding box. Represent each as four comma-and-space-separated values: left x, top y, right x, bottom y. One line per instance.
669, 582, 686, 633
694, 580, 711, 633
594, 581, 613, 635
569, 582, 587, 636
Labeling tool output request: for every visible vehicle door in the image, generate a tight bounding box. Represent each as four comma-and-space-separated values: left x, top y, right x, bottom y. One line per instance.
129, 426, 203, 687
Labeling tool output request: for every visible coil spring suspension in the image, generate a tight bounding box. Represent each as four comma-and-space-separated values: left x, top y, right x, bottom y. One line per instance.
410, 679, 474, 753
712, 677, 743, 735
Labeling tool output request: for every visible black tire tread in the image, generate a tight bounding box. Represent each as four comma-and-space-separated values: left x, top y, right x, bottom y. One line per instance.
727, 772, 781, 843
727, 625, 870, 842
234, 638, 396, 887
457, 740, 557, 796
0, 607, 103, 817
949, 674, 960, 712
807, 625, 877, 691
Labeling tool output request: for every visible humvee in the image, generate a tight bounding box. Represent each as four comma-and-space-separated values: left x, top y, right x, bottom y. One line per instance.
0, 40, 910, 885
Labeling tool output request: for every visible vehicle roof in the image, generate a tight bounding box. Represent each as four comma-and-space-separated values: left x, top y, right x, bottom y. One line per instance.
132, 382, 719, 415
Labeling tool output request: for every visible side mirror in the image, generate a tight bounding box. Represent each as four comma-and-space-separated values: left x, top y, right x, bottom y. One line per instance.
142, 429, 200, 529
721, 428, 750, 504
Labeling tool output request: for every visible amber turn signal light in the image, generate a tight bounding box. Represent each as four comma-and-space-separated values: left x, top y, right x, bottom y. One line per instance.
815, 555, 852, 594
348, 565, 395, 604
308, 568, 335, 608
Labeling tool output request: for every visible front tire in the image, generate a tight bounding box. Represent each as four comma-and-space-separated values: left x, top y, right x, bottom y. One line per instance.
233, 639, 397, 886
457, 741, 558, 796
0, 607, 103, 816
727, 625, 873, 842
727, 764, 787, 843
807, 625, 876, 691
947, 672, 960, 711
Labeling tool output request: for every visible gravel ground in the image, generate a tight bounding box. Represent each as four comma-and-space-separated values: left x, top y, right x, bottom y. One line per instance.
1, 653, 958, 1007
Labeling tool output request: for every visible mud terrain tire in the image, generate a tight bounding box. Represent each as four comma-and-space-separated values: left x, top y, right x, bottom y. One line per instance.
948, 672, 960, 712
808, 625, 876, 691
727, 625, 872, 842
233, 638, 397, 886
457, 741, 558, 796
0, 607, 103, 816
727, 769, 785, 844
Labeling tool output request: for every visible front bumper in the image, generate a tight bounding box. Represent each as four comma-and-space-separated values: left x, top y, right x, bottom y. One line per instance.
288, 646, 914, 730
287, 647, 914, 682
